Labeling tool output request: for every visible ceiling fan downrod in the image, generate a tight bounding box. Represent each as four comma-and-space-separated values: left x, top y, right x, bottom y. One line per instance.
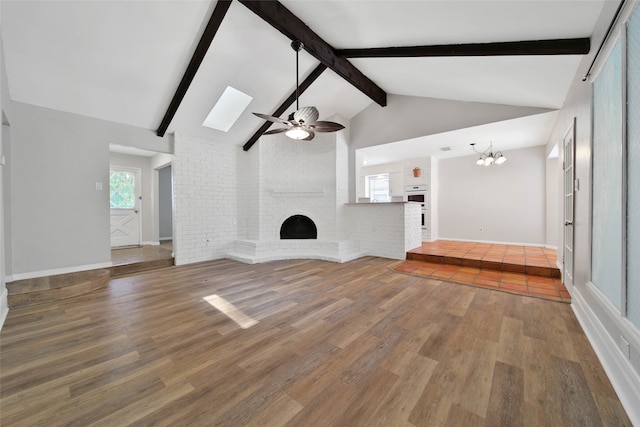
291, 40, 304, 111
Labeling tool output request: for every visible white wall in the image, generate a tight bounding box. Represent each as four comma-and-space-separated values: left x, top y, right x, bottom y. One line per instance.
8, 102, 172, 279
255, 132, 340, 241
438, 145, 546, 245
345, 202, 421, 260
173, 133, 240, 265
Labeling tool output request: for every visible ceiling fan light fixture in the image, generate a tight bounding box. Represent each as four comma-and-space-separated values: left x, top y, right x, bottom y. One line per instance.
252, 40, 345, 142
285, 127, 310, 140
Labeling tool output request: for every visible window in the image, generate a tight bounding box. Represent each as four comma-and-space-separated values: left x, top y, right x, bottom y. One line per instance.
366, 174, 390, 202
592, 37, 623, 311
110, 170, 136, 209
590, 2, 640, 328
626, 5, 640, 327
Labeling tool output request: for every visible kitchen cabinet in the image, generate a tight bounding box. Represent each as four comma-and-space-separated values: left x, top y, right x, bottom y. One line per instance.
389, 171, 404, 196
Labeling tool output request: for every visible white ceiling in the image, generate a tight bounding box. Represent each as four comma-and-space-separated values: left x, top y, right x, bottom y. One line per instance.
1, 0, 608, 160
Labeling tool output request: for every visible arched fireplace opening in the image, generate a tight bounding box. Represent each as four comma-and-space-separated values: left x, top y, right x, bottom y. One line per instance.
280, 215, 317, 239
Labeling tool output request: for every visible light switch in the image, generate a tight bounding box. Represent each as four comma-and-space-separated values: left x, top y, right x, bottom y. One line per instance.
95, 182, 103, 191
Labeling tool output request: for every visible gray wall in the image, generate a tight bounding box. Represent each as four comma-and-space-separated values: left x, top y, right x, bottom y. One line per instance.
158, 165, 172, 240
546, 155, 560, 249
437, 145, 546, 245
1, 11, 10, 326
9, 102, 171, 278
350, 94, 553, 150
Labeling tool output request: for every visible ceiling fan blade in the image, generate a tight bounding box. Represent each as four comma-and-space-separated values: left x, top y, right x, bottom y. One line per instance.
293, 106, 319, 125
309, 121, 345, 132
302, 130, 315, 141
253, 112, 291, 125
263, 127, 289, 135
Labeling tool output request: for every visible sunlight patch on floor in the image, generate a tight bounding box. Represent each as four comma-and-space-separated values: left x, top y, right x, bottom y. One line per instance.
203, 294, 259, 329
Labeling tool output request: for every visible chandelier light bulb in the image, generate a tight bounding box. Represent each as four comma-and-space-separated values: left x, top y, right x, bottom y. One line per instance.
285, 127, 310, 140
471, 142, 507, 166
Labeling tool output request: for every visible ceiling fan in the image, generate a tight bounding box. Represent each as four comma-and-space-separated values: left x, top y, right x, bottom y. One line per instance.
253, 40, 345, 141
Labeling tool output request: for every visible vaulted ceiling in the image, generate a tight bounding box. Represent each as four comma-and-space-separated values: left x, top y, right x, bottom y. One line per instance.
1, 0, 609, 161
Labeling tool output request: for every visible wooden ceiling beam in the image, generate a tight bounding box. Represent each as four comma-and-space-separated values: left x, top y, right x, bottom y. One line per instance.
335, 38, 591, 58
243, 64, 327, 151
238, 0, 387, 107
156, 0, 232, 137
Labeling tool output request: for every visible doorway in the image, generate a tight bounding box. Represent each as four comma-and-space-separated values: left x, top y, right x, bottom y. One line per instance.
158, 165, 173, 246
108, 147, 175, 274
109, 166, 141, 248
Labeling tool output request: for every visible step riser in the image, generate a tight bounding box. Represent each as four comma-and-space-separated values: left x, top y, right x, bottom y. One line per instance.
406, 253, 561, 278
110, 258, 174, 278
7, 258, 174, 308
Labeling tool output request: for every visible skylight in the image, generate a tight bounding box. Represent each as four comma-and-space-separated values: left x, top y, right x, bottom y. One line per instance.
202, 86, 253, 132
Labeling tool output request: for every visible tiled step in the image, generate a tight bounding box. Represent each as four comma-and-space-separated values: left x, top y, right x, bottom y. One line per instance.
406, 252, 561, 278
393, 259, 570, 303
7, 269, 110, 308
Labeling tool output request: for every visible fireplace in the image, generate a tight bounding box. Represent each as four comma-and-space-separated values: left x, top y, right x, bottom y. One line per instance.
280, 215, 317, 239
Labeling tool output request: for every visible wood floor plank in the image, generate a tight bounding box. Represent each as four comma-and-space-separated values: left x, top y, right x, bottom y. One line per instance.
456, 337, 499, 418
369, 353, 438, 426
0, 257, 631, 426
496, 315, 524, 369
244, 393, 303, 427
485, 361, 524, 426
553, 356, 604, 426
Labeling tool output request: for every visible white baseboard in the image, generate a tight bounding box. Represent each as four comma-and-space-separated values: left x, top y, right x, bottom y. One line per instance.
143, 241, 160, 246
0, 286, 8, 331
159, 237, 173, 242
571, 284, 640, 426
10, 262, 113, 282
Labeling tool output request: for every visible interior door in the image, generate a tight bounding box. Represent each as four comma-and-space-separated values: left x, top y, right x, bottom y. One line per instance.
563, 119, 576, 293
110, 167, 141, 247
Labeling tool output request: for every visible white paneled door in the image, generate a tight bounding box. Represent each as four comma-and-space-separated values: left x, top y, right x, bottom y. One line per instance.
110, 167, 141, 247
563, 119, 576, 294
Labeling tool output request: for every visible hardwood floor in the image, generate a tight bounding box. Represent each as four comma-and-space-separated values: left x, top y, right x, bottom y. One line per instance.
0, 257, 630, 426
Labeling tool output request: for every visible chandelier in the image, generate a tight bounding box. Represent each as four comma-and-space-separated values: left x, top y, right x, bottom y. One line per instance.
470, 142, 507, 166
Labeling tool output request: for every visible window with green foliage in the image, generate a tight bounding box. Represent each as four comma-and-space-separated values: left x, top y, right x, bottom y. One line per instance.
110, 170, 136, 209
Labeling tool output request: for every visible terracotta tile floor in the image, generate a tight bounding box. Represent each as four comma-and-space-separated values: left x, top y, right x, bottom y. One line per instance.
408, 240, 558, 268
394, 241, 570, 303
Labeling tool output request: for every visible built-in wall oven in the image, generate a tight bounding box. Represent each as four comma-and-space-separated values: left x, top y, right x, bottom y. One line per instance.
405, 185, 428, 229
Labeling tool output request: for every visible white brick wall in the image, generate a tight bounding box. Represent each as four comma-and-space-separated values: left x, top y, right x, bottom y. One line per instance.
173, 133, 240, 265
345, 203, 422, 260
173, 117, 420, 265
257, 132, 338, 240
